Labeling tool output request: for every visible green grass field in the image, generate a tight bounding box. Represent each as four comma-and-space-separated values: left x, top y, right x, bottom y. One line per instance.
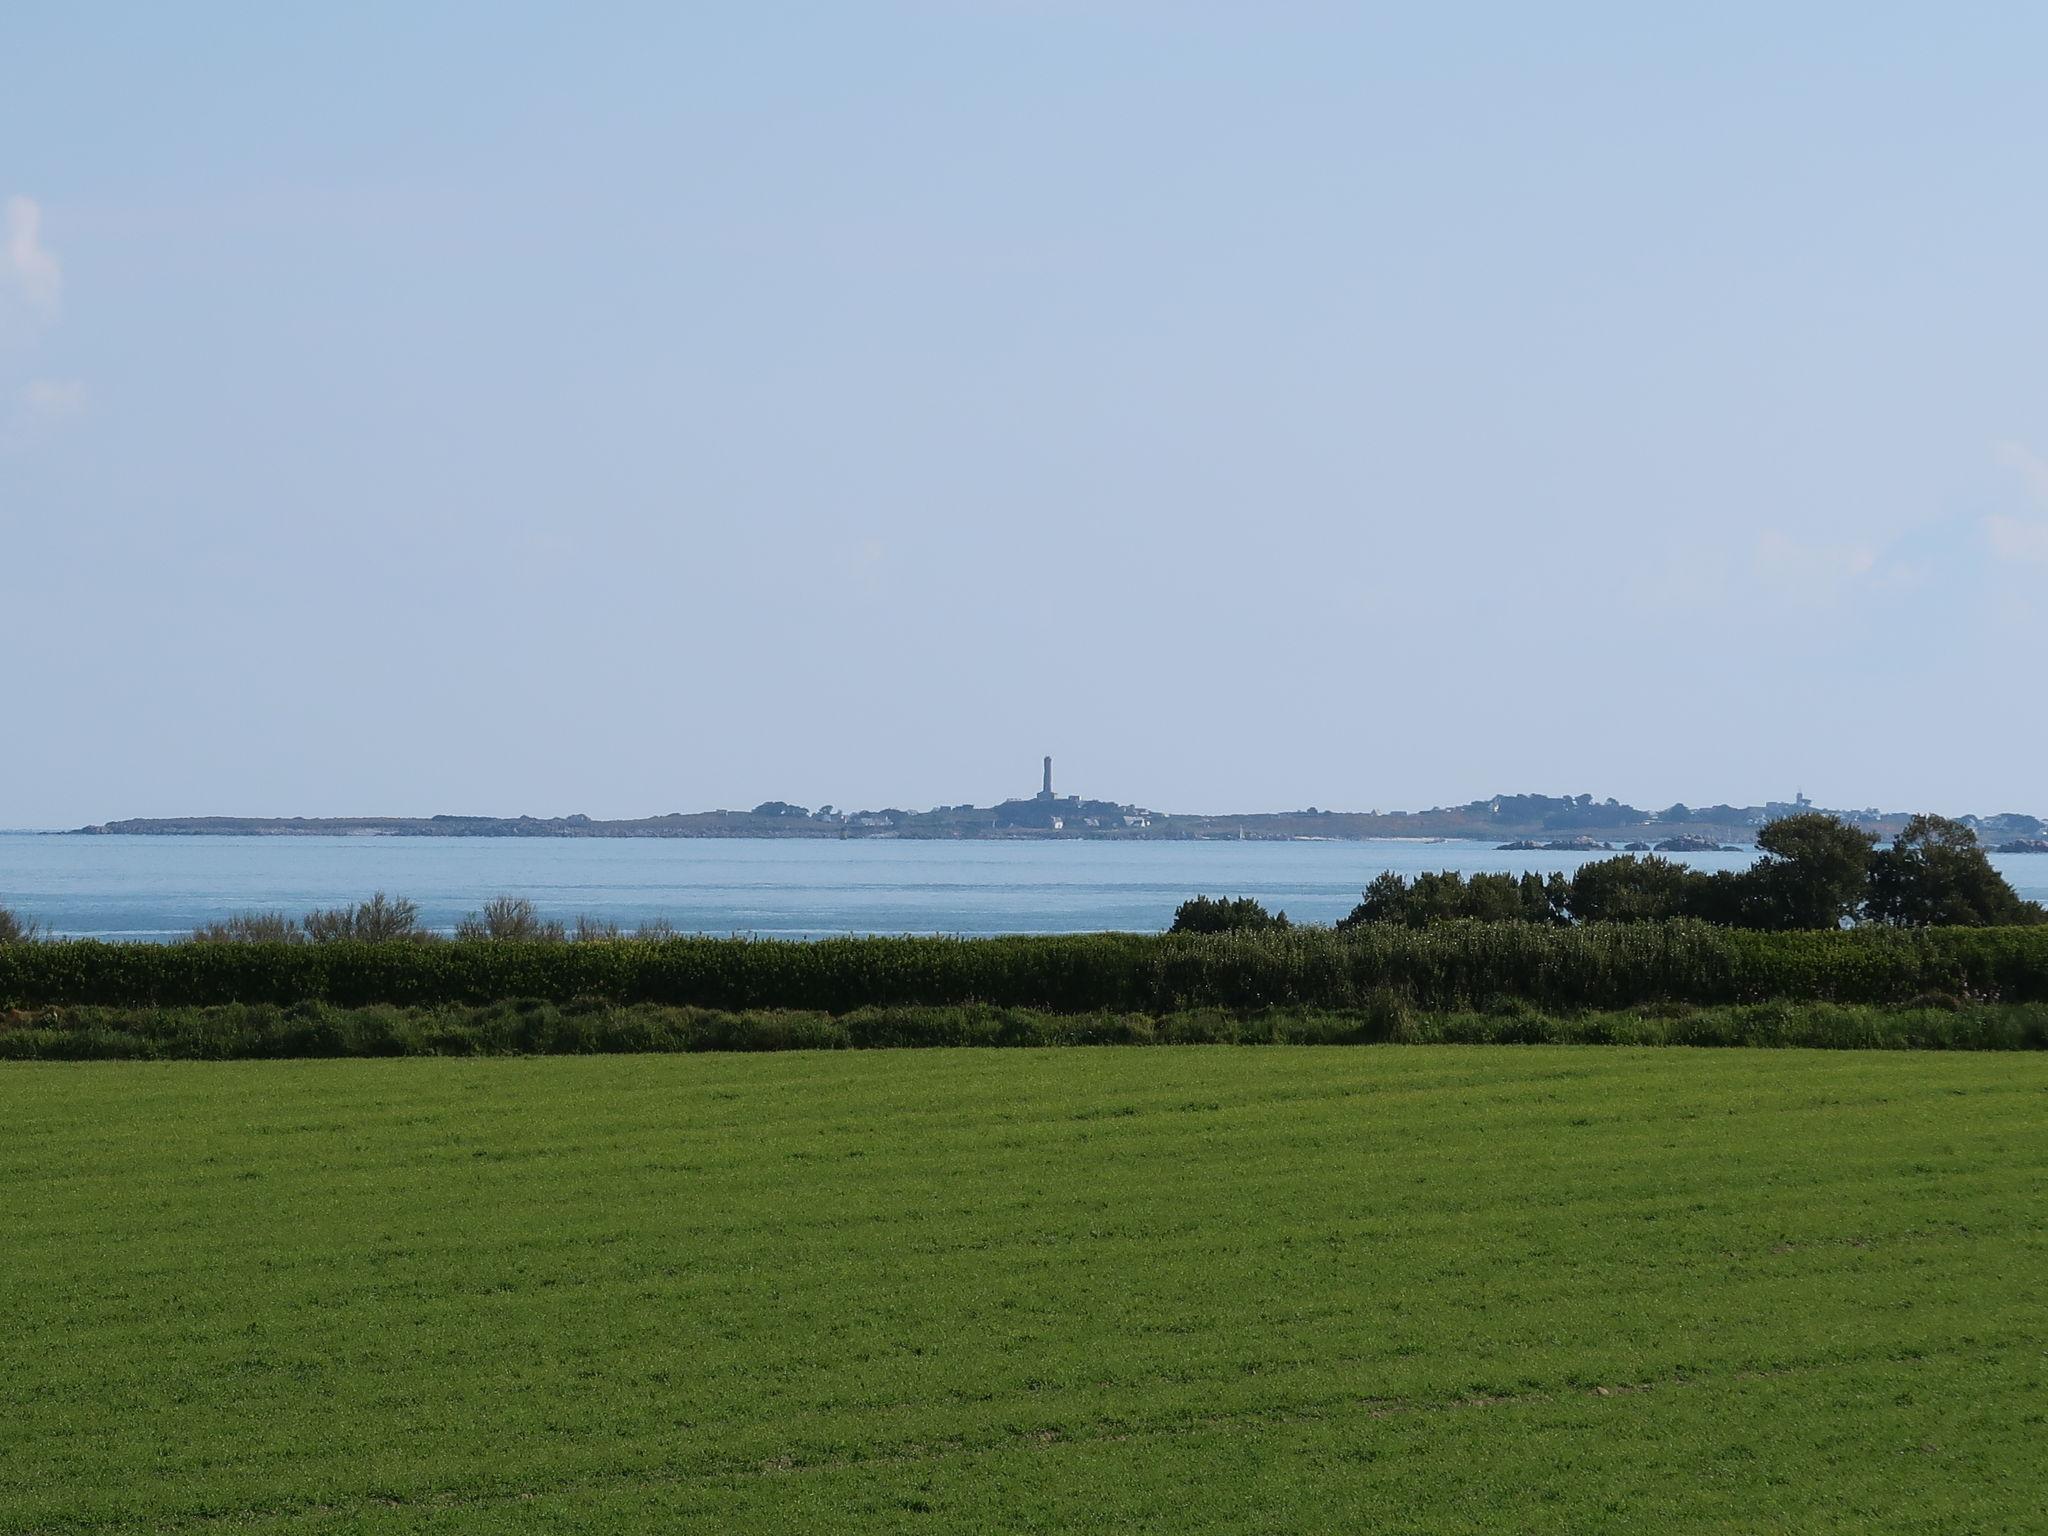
4, 1049, 2043, 1533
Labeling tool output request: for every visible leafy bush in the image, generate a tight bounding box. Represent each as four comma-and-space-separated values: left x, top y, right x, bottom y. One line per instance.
1865, 816, 2048, 928
1170, 896, 1290, 934
1339, 871, 1414, 927
1340, 870, 1567, 928
1746, 813, 1877, 930
1566, 855, 1708, 924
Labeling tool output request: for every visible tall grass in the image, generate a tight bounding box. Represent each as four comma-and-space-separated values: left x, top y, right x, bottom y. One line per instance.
3, 921, 2046, 1011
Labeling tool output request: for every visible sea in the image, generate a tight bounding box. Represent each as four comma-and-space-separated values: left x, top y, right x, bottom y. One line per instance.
2, 833, 2044, 942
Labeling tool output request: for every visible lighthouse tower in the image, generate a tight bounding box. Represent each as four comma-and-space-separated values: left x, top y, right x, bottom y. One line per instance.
1036, 756, 1055, 800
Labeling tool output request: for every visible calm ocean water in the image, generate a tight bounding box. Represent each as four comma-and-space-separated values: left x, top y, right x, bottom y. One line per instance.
1, 833, 2043, 941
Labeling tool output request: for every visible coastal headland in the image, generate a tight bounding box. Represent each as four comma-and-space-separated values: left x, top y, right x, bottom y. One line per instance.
69, 772, 2048, 849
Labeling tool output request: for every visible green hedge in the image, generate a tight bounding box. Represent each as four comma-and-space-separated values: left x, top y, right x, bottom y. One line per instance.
3, 999, 2043, 1060
5, 922, 2048, 1012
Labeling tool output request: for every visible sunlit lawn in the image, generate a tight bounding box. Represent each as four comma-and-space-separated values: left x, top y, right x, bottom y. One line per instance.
3, 1047, 2042, 1533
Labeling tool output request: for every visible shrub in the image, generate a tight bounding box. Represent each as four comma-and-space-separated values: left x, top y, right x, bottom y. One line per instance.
1360, 986, 1416, 1042
1340, 870, 1569, 928
1170, 896, 1290, 935
183, 897, 429, 945
192, 913, 305, 944
1566, 856, 1704, 924
1866, 816, 2048, 928
1743, 813, 1878, 931
1337, 872, 1415, 928
0, 907, 44, 944
457, 897, 567, 943
304, 892, 427, 943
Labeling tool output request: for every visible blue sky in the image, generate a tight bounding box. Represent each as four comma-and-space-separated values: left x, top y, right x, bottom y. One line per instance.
4, 3, 2045, 825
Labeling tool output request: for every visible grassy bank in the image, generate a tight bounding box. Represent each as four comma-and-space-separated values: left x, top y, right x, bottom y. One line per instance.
5, 921, 2048, 1013
3, 1048, 2041, 1532
5, 996, 2046, 1059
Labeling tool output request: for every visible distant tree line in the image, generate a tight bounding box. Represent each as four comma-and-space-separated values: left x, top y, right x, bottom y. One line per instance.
1338, 815, 2043, 931
1169, 815, 2044, 935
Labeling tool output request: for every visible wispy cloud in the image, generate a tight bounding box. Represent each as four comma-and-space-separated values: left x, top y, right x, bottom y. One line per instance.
3, 196, 63, 319
0, 377, 87, 455
1985, 514, 2048, 565
1752, 529, 1879, 603
23, 376, 86, 418
0, 196, 82, 457
1985, 441, 2048, 565
1994, 441, 2048, 502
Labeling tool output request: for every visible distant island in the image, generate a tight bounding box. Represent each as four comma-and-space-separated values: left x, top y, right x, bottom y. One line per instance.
65, 759, 2048, 847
